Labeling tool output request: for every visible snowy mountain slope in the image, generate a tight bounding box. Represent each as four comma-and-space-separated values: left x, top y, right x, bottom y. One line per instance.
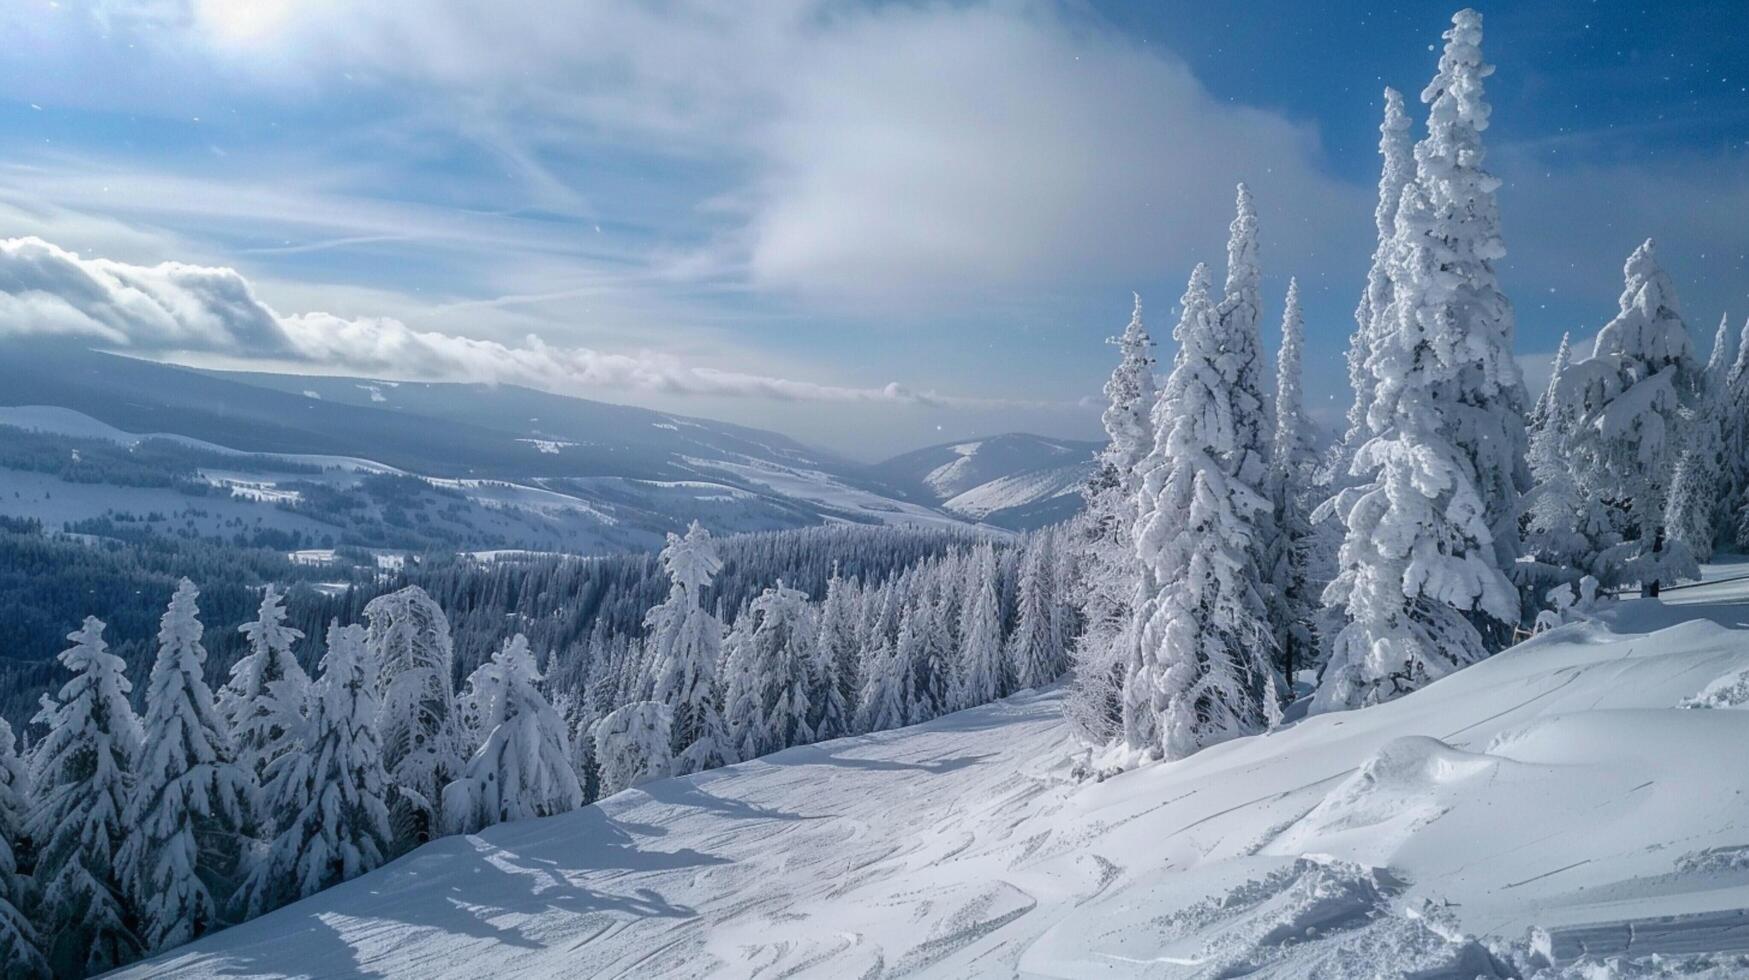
0, 344, 975, 552
873, 433, 1100, 530
118, 574, 1749, 977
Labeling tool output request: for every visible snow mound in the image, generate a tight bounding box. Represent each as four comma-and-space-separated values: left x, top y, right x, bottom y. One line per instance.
1681, 666, 1749, 710
1144, 856, 1507, 978
1265, 736, 1505, 865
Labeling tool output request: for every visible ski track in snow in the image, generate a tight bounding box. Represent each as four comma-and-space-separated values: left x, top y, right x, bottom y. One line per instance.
116, 560, 1749, 977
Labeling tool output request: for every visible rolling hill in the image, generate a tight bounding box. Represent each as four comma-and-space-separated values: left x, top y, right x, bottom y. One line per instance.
872, 433, 1100, 530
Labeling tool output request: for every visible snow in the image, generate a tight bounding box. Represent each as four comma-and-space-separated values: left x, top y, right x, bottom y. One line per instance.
516, 438, 578, 455
114, 561, 1749, 977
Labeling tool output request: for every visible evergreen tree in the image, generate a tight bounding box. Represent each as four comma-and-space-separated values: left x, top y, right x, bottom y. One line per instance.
1336, 88, 1414, 481
722, 583, 816, 759
1122, 264, 1276, 759
910, 577, 954, 723
646, 523, 735, 775
1319, 9, 1527, 711
593, 702, 673, 798
1067, 295, 1156, 743
1556, 240, 1702, 593
810, 569, 858, 740
856, 629, 910, 735
1722, 316, 1749, 547
0, 719, 46, 978
364, 585, 464, 849
954, 544, 1006, 711
120, 578, 253, 954
1266, 279, 1318, 694
1411, 7, 1531, 575
1525, 333, 1608, 587
219, 584, 309, 830
240, 622, 391, 918
1215, 183, 1280, 620
1668, 313, 1733, 561
28, 616, 141, 976
1008, 533, 1065, 691
442, 634, 584, 835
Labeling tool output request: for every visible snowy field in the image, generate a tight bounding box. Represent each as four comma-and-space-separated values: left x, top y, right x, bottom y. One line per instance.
117, 576, 1749, 978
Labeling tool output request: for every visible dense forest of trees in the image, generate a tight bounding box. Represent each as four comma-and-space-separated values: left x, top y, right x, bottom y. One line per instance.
0, 517, 1074, 975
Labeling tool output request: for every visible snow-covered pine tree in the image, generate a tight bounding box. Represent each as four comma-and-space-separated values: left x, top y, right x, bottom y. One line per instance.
28, 616, 141, 976
593, 701, 673, 797
1215, 184, 1280, 622
856, 627, 910, 735
1667, 313, 1733, 561
1122, 264, 1277, 759
1722, 317, 1749, 547
121, 578, 253, 954
1318, 9, 1530, 712
646, 522, 735, 775
1524, 332, 1610, 588
1066, 295, 1156, 743
954, 543, 1005, 711
911, 576, 955, 722
722, 582, 816, 759
1008, 532, 1065, 691
442, 634, 584, 835
219, 584, 308, 830
1412, 8, 1531, 578
240, 622, 391, 918
0, 718, 46, 978
1266, 279, 1319, 693
364, 585, 464, 849
1320, 184, 1522, 712
810, 568, 859, 740
1335, 88, 1414, 482
1556, 240, 1702, 593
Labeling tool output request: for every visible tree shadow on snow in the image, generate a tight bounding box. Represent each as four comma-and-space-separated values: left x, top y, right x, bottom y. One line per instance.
188, 807, 728, 975
633, 776, 832, 822
766, 743, 997, 775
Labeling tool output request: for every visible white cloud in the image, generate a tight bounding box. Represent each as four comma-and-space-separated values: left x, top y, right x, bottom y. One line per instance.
31, 0, 1364, 310
0, 235, 1044, 408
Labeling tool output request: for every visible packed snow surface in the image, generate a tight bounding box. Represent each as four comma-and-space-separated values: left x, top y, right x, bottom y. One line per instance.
119, 581, 1749, 977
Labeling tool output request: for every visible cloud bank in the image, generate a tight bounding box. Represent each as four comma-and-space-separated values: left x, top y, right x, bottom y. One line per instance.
0, 236, 1002, 407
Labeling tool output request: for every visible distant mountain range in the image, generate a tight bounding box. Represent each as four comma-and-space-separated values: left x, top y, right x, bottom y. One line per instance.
871, 432, 1100, 530
0, 343, 1093, 555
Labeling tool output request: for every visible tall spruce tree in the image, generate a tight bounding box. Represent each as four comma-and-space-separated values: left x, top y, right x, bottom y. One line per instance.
1336, 88, 1414, 481
1667, 313, 1733, 561
241, 622, 391, 918
364, 585, 464, 850
1318, 9, 1527, 711
722, 583, 816, 758
442, 634, 584, 835
28, 616, 141, 976
1267, 279, 1318, 694
219, 584, 309, 830
0, 719, 46, 978
121, 578, 253, 954
1554, 240, 1702, 593
1122, 264, 1276, 759
646, 523, 735, 775
1009, 533, 1065, 691
1067, 295, 1156, 743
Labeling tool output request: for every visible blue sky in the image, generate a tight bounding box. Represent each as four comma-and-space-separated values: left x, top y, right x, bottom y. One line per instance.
0, 1, 1744, 458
